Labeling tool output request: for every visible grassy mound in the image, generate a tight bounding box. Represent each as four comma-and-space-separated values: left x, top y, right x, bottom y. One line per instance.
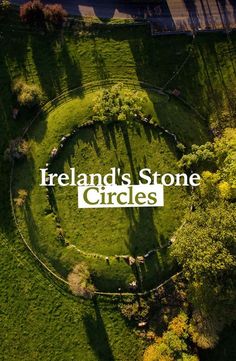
12, 86, 203, 292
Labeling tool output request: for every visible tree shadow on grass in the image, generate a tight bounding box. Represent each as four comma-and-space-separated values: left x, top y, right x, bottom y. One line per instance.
27, 112, 48, 144
91, 37, 110, 80
216, 0, 231, 29
23, 199, 68, 277
127, 30, 191, 87
183, 0, 201, 31
30, 34, 62, 99
125, 207, 162, 291
125, 207, 158, 256
2, 28, 29, 80
0, 32, 34, 145
229, 0, 236, 21
30, 32, 83, 99
59, 40, 83, 90
83, 299, 115, 361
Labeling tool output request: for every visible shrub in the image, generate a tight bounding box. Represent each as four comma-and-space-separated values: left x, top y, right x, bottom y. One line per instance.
120, 299, 150, 321
20, 0, 67, 28
14, 189, 28, 207
178, 142, 215, 171
4, 138, 30, 161
20, 0, 44, 26
43, 4, 68, 27
92, 83, 147, 123
68, 262, 95, 299
13, 79, 43, 108
176, 142, 186, 153
0, 0, 11, 11
143, 313, 199, 361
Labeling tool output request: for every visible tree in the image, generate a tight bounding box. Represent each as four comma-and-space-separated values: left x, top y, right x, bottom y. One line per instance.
143, 313, 199, 361
172, 127, 236, 347
20, 0, 67, 28
68, 262, 95, 299
119, 298, 150, 321
172, 202, 236, 282
179, 128, 236, 200
13, 79, 43, 108
171, 202, 236, 342
43, 4, 68, 27
214, 128, 236, 193
20, 0, 44, 26
4, 138, 30, 161
92, 83, 147, 123
178, 142, 215, 171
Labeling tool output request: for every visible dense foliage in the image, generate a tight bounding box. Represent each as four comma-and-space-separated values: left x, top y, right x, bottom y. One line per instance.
43, 3, 68, 27
143, 313, 199, 361
172, 129, 236, 349
13, 79, 43, 108
0, 0, 10, 11
19, 0, 67, 27
20, 0, 44, 26
92, 83, 147, 123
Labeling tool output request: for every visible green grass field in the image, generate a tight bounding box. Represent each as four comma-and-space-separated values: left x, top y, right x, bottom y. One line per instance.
1, 7, 236, 360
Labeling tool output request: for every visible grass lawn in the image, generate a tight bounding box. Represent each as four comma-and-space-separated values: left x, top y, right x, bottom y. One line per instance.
0, 7, 235, 360
0, 233, 145, 361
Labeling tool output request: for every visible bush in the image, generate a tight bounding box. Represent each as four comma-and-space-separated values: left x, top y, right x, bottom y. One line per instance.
43, 4, 68, 27
14, 189, 28, 207
119, 299, 150, 321
143, 313, 199, 361
178, 142, 215, 171
20, 0, 44, 26
20, 0, 67, 28
0, 0, 11, 11
13, 79, 43, 108
92, 83, 147, 123
4, 138, 30, 161
68, 262, 95, 299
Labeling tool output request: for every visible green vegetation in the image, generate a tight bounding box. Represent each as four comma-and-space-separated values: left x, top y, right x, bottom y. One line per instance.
143, 313, 199, 361
172, 129, 236, 350
12, 78, 43, 108
92, 82, 146, 122
0, 6, 236, 361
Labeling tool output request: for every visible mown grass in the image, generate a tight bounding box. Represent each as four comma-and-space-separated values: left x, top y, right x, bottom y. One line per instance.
0, 7, 236, 360
0, 233, 144, 361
